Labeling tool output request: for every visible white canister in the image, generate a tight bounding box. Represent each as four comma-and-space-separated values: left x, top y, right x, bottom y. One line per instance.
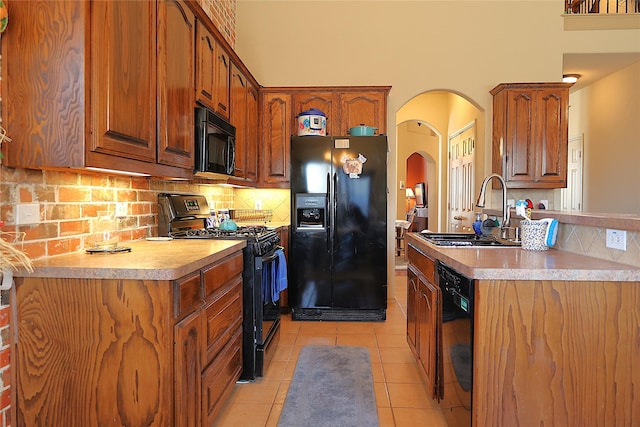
296, 108, 327, 136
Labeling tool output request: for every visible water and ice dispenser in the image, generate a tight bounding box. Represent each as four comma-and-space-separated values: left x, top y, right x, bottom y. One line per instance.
294, 194, 326, 230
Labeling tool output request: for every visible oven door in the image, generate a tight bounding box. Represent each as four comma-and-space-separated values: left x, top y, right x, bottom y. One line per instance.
255, 245, 285, 377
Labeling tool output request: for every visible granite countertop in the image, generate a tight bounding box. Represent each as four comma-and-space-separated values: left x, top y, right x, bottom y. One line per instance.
406, 232, 640, 282
14, 239, 247, 281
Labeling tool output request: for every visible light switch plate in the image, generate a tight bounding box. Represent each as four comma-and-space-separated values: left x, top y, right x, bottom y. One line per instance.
16, 203, 40, 225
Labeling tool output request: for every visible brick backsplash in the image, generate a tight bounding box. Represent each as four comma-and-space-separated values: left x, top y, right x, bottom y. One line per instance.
0, 167, 235, 261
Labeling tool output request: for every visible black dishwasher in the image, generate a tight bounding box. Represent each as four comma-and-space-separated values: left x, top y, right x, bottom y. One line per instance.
437, 261, 473, 426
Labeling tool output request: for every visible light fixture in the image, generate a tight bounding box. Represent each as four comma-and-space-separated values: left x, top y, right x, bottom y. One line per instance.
405, 188, 415, 213
562, 74, 580, 83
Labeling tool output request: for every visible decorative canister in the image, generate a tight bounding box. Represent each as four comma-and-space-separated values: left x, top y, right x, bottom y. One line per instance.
520, 219, 558, 251
296, 108, 327, 136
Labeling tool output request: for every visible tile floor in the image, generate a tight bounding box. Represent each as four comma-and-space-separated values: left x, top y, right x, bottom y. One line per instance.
213, 264, 447, 426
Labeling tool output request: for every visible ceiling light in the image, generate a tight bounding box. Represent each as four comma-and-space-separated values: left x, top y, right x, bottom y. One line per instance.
562, 74, 580, 83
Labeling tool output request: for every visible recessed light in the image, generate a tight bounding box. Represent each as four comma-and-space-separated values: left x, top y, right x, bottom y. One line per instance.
562, 74, 580, 83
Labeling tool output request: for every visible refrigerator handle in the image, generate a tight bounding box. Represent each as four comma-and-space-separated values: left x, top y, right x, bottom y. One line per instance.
330, 172, 337, 251
326, 173, 331, 251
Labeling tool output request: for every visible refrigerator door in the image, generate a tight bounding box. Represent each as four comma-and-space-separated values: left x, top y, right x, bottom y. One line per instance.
289, 136, 332, 309
331, 136, 387, 309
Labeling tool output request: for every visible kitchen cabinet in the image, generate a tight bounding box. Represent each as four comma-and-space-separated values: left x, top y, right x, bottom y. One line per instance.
230, 63, 259, 184
157, 0, 195, 169
196, 21, 231, 121
491, 83, 572, 189
406, 244, 440, 400
1, 0, 194, 178
260, 92, 293, 187
259, 86, 390, 187
12, 250, 244, 426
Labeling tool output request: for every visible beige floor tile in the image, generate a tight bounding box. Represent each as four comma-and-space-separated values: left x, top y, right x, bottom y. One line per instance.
271, 343, 293, 362
370, 360, 385, 383
279, 332, 297, 346
386, 382, 438, 409
262, 360, 287, 380
212, 402, 272, 427
265, 403, 283, 427
336, 333, 378, 347
227, 379, 280, 404
378, 406, 395, 427
378, 346, 417, 364
376, 333, 410, 348
374, 382, 391, 407
294, 334, 337, 347
274, 380, 291, 404
382, 361, 424, 384
336, 321, 378, 335
299, 321, 338, 335
392, 407, 448, 426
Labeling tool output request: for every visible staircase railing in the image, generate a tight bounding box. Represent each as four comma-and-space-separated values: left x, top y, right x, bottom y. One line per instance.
565, 0, 640, 14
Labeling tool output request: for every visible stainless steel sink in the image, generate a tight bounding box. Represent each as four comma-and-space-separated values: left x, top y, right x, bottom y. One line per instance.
417, 232, 521, 247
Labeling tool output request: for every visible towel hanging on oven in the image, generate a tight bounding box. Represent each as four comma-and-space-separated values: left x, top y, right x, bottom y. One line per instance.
263, 248, 288, 304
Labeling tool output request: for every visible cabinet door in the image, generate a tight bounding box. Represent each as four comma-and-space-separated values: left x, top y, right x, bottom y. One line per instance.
231, 63, 248, 179
292, 92, 338, 136
195, 20, 215, 109
535, 88, 568, 186
504, 89, 536, 184
213, 41, 231, 119
339, 91, 387, 136
246, 82, 260, 183
90, 0, 157, 162
175, 309, 203, 427
417, 276, 439, 400
260, 92, 292, 186
406, 266, 419, 352
157, 0, 195, 169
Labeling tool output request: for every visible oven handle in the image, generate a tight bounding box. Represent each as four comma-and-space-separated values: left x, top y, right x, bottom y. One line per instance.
261, 245, 284, 262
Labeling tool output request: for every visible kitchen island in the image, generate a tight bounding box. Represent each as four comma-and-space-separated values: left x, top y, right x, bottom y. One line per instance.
405, 232, 640, 427
11, 239, 246, 427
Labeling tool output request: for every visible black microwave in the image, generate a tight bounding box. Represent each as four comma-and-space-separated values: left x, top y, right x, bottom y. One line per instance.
194, 106, 236, 178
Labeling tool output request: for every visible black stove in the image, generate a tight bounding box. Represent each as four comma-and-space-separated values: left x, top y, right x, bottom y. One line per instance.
157, 193, 282, 381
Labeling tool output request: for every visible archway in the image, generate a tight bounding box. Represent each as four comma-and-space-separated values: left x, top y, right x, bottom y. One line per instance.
395, 91, 485, 233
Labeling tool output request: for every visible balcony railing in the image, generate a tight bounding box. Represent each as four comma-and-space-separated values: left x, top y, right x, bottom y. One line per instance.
565, 0, 639, 14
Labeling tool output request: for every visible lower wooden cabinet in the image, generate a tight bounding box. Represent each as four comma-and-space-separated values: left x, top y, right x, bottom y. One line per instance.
13, 250, 243, 426
406, 244, 440, 400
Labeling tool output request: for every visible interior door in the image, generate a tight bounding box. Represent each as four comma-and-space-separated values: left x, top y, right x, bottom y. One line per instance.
448, 123, 476, 232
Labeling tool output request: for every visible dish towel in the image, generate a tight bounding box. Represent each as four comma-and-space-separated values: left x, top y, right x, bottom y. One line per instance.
263, 248, 288, 304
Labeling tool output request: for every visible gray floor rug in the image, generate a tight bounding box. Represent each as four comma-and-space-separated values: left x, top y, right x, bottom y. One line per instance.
278, 345, 379, 427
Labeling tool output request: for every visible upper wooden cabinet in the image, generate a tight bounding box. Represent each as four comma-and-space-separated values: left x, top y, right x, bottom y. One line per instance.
491, 83, 572, 189
195, 20, 231, 121
157, 0, 195, 170
2, 0, 195, 178
229, 63, 259, 184
259, 86, 390, 187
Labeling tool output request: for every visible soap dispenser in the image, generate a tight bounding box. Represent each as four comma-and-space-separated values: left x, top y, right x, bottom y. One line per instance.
472, 212, 483, 236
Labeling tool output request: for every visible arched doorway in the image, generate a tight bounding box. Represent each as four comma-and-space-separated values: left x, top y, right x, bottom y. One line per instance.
396, 91, 485, 233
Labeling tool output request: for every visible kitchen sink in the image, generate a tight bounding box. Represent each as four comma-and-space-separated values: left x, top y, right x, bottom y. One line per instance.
417, 232, 521, 247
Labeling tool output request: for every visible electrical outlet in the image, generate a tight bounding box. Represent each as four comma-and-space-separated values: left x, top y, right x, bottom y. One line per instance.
115, 202, 128, 218
16, 203, 40, 225
606, 229, 626, 251
254, 200, 263, 210
539, 199, 549, 209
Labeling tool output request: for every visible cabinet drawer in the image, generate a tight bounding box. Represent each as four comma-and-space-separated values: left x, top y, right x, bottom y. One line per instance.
203, 251, 243, 298
407, 244, 435, 284
203, 277, 243, 363
174, 271, 202, 319
202, 329, 243, 426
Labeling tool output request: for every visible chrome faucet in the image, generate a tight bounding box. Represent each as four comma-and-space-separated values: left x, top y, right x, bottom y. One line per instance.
476, 173, 511, 234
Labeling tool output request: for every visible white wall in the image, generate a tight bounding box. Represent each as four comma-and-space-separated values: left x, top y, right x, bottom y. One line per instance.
568, 60, 640, 214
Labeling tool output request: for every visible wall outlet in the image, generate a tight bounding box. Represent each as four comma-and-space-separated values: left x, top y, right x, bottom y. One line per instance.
16, 203, 40, 225
606, 229, 626, 251
115, 202, 128, 218
254, 200, 262, 210
539, 199, 549, 209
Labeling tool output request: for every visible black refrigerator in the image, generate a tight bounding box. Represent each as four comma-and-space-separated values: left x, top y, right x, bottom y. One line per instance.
289, 135, 387, 321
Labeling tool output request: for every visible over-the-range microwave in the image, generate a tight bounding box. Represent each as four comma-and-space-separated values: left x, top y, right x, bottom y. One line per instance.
194, 106, 236, 178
